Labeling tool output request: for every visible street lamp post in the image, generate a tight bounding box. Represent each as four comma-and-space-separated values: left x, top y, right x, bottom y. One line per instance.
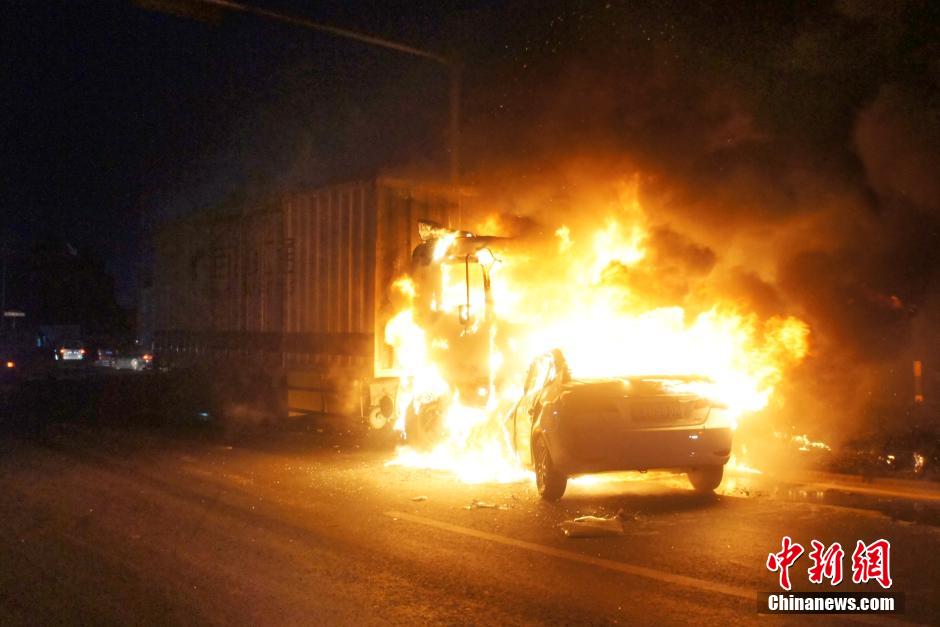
0, 238, 11, 315
1, 248, 6, 314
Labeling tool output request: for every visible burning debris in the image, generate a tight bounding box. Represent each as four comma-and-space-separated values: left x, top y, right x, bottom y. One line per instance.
777, 432, 833, 453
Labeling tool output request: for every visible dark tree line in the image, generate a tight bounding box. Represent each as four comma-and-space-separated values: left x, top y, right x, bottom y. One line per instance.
2, 234, 130, 335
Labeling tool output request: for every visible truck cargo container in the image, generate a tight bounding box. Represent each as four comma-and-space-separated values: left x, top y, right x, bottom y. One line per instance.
153, 177, 473, 424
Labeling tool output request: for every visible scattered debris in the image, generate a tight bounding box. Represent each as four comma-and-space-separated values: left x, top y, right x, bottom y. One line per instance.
627, 510, 644, 522
411, 495, 429, 502
464, 499, 510, 510
559, 514, 625, 537
726, 486, 766, 498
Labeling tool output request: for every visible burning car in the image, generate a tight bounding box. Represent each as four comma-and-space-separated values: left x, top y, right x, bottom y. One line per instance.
508, 349, 733, 500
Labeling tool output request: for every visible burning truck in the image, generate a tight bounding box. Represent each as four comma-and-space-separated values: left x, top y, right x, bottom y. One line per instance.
392, 220, 511, 446
151, 177, 503, 438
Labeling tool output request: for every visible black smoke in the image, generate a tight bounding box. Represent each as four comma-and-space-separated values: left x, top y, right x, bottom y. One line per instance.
453, 0, 939, 440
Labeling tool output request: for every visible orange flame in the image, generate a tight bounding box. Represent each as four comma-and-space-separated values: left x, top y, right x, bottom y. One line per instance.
385, 183, 810, 483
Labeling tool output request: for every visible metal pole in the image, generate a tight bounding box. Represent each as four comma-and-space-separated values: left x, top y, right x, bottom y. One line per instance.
914, 360, 924, 404
142, 0, 462, 198
449, 62, 461, 185
192, 0, 449, 63
1, 245, 6, 314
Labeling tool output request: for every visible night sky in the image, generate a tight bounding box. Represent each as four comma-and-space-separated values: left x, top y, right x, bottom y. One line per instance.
2, 0, 476, 304
2, 0, 937, 329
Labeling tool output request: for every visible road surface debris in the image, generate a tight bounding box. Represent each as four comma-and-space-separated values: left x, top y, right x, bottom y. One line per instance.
464, 499, 509, 510
559, 515, 625, 537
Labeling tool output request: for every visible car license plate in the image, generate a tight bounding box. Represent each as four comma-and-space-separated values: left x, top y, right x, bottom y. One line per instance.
63, 351, 82, 360
634, 402, 680, 423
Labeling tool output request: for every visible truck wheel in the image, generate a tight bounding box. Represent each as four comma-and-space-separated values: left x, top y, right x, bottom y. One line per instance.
688, 466, 723, 492
365, 407, 402, 449
533, 436, 567, 501
368, 406, 388, 430
404, 402, 443, 450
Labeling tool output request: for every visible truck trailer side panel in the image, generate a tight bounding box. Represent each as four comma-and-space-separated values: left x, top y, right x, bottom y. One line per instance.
153, 177, 467, 420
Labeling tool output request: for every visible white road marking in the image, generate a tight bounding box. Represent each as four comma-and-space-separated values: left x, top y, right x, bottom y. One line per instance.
802, 482, 940, 503
385, 511, 923, 626
385, 510, 755, 600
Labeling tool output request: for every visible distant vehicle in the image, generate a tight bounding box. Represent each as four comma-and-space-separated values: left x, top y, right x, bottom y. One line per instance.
508, 349, 733, 500
113, 347, 153, 371
94, 347, 116, 368
55, 339, 86, 364
1, 328, 55, 382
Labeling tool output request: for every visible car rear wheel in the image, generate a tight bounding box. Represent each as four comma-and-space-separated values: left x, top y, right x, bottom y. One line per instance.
533, 436, 567, 501
688, 466, 723, 492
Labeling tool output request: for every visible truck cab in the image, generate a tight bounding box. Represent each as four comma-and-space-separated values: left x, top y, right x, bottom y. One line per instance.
398, 221, 504, 445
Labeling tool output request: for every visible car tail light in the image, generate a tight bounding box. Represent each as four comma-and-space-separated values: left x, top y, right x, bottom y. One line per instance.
79, 348, 86, 355
5, 361, 14, 369
142, 354, 153, 362
59, 348, 66, 354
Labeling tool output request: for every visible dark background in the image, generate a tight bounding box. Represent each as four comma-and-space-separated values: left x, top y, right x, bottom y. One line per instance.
1, 1, 938, 434
2, 1, 936, 301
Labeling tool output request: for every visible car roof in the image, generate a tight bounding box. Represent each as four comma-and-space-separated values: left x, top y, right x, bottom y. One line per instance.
532, 350, 712, 383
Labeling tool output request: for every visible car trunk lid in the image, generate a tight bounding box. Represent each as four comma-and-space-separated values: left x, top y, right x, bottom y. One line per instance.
562, 377, 712, 429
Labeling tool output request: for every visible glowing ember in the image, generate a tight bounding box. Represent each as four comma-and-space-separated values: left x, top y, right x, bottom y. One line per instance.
726, 455, 763, 475
384, 402, 531, 484
776, 432, 832, 452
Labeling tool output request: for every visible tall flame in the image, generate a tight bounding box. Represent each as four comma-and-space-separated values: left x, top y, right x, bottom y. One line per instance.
384, 183, 810, 483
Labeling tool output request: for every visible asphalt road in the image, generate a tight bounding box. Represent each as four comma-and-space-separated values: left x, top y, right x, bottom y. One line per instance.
1, 413, 938, 627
